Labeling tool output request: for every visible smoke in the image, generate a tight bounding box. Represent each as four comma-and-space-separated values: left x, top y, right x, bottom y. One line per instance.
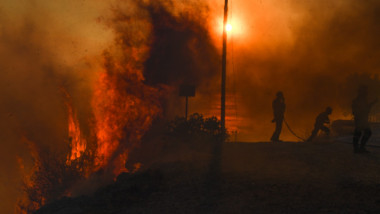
226, 0, 380, 141
115, 0, 380, 141
0, 10, 69, 214
105, 0, 222, 118
114, 0, 380, 142
0, 0, 218, 212
1, 0, 380, 213
0, 1, 113, 213
142, 1, 219, 86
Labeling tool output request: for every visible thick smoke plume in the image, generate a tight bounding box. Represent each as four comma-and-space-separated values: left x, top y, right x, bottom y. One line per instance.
142, 1, 220, 86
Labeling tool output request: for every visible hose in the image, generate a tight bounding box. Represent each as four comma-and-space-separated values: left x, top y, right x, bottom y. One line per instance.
283, 117, 306, 142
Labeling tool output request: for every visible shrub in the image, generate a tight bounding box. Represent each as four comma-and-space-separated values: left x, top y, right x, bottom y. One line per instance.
167, 113, 228, 144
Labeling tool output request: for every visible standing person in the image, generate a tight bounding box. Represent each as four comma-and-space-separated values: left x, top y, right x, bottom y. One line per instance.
271, 91, 286, 142
306, 107, 332, 142
352, 86, 378, 153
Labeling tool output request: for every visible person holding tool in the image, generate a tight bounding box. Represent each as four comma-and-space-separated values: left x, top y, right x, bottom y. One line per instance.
271, 91, 285, 142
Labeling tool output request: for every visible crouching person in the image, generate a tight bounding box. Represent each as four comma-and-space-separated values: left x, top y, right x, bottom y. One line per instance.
306, 107, 332, 142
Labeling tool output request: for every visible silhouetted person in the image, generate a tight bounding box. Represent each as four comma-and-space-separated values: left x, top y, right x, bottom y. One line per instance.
271, 91, 285, 142
352, 86, 378, 153
306, 107, 332, 142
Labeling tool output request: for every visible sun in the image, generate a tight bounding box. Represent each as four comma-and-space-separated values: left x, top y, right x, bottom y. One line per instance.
226, 23, 232, 32
216, 17, 244, 36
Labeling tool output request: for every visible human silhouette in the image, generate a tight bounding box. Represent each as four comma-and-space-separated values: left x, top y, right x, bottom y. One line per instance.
306, 107, 332, 142
271, 91, 285, 142
352, 86, 378, 153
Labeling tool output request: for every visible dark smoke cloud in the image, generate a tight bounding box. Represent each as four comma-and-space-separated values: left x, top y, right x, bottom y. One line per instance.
108, 0, 222, 118
109, 0, 220, 87
142, 1, 220, 86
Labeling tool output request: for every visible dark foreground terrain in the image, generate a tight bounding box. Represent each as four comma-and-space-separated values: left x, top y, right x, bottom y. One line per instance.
36, 141, 380, 214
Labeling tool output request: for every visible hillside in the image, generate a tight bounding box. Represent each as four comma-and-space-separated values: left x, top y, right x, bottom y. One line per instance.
36, 141, 380, 213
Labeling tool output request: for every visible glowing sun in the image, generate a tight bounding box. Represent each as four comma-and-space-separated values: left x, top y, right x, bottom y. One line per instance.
226, 23, 232, 32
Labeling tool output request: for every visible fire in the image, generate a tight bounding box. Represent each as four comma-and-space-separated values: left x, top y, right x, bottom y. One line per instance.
92, 72, 124, 169
62, 89, 87, 162
16, 137, 47, 214
91, 53, 162, 175
17, 2, 167, 212
113, 153, 129, 178
133, 162, 142, 173
92, 72, 130, 170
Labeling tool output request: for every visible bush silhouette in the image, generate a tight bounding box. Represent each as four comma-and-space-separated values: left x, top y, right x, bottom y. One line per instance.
167, 113, 228, 144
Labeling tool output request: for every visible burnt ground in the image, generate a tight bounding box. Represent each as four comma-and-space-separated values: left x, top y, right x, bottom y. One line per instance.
36, 141, 380, 214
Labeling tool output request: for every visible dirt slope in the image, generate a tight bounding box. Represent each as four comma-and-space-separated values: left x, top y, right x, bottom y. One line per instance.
36, 141, 380, 214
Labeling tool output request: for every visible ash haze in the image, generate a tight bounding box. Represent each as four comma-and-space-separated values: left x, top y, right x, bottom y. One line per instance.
0, 0, 380, 213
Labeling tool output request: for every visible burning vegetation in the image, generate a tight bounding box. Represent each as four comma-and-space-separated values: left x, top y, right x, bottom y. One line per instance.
63, 89, 87, 163
17, 55, 163, 213
15, 0, 217, 213
17, 49, 163, 214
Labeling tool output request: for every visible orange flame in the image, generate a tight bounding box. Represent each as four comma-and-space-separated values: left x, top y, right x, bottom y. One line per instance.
91, 61, 162, 175
62, 89, 87, 163
113, 153, 129, 178
92, 72, 128, 169
18, 29, 163, 214
16, 137, 46, 214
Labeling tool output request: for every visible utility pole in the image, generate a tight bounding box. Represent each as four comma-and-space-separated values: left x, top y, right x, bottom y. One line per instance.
221, 0, 228, 131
